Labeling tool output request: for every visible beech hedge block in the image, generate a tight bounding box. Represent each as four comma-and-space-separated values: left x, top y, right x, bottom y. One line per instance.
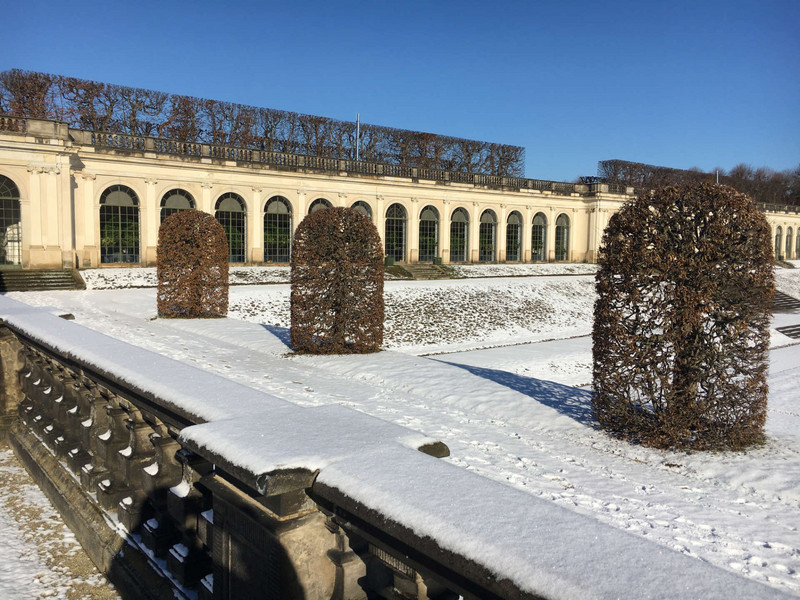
291, 207, 384, 353
592, 183, 774, 450
157, 211, 229, 318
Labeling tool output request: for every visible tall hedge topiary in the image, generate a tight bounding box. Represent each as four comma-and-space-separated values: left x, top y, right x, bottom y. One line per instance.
157, 210, 229, 318
291, 207, 384, 353
593, 183, 774, 450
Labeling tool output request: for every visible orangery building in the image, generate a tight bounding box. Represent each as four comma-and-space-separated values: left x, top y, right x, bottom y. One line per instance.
1, 116, 798, 271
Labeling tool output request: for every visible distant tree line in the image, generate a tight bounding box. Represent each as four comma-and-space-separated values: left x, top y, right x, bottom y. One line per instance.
0, 69, 525, 177
583, 159, 800, 206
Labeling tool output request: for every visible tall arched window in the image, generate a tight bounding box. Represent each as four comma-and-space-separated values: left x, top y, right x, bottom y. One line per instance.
449, 208, 469, 263
308, 198, 332, 214
0, 175, 22, 266
160, 189, 195, 223
215, 193, 247, 263
796, 230, 800, 260
264, 196, 292, 263
555, 213, 570, 261
506, 211, 522, 261
385, 203, 407, 262
786, 227, 794, 260
419, 206, 439, 262
100, 185, 140, 264
479, 210, 497, 262
531, 212, 547, 262
775, 227, 783, 259
351, 201, 373, 220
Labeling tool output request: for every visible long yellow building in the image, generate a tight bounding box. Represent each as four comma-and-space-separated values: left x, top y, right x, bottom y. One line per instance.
1, 116, 798, 270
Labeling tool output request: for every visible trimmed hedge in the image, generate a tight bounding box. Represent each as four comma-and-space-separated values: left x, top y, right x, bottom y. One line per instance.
593, 183, 774, 450
291, 207, 384, 353
157, 210, 229, 318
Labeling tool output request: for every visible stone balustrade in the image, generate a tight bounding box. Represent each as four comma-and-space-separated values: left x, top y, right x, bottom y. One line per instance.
0, 297, 792, 600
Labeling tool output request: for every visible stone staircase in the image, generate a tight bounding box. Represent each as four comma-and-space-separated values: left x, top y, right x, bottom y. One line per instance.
0, 269, 85, 292
401, 262, 450, 280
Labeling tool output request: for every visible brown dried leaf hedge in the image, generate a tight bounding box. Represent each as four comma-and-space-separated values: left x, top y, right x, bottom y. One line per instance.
291, 207, 384, 353
157, 210, 229, 318
593, 183, 774, 450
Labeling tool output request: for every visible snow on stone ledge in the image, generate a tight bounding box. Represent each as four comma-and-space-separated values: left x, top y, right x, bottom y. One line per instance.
315, 444, 792, 600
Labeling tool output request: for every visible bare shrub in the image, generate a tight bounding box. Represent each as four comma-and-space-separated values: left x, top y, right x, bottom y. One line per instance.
291, 207, 384, 353
157, 211, 229, 318
593, 183, 774, 450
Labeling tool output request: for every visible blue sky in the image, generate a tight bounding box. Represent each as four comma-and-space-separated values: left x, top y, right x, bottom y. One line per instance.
4, 0, 798, 182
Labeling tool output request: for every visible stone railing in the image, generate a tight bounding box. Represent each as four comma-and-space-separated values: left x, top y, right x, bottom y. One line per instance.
0, 297, 790, 600
0, 115, 27, 133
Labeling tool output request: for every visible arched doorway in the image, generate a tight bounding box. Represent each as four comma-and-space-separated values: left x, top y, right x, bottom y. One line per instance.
449, 208, 469, 263
0, 175, 21, 266
308, 198, 332, 214
775, 227, 783, 259
479, 210, 497, 262
419, 206, 439, 262
555, 213, 570, 261
215, 193, 247, 263
506, 211, 522, 261
786, 227, 794, 260
264, 196, 292, 263
100, 185, 140, 263
351, 201, 373, 220
531, 212, 547, 262
160, 189, 195, 223
385, 203, 407, 262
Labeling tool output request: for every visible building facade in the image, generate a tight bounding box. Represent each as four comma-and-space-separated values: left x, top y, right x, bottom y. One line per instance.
1, 116, 799, 270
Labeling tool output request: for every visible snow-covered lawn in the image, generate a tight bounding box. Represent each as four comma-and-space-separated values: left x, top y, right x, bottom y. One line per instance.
3, 266, 800, 596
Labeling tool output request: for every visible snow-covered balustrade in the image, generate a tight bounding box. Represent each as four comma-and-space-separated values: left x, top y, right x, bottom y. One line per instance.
0, 296, 792, 600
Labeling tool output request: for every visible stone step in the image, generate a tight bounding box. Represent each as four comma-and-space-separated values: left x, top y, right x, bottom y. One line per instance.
401, 263, 449, 280
0, 270, 84, 292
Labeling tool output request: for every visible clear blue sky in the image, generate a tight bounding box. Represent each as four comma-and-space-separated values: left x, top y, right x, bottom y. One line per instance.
4, 0, 798, 182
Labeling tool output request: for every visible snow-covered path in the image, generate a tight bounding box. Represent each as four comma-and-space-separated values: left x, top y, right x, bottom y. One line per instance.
4, 271, 800, 596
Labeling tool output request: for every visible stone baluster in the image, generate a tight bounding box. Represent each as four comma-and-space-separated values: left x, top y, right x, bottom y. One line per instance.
79, 391, 118, 488
17, 348, 38, 426
141, 432, 183, 558
115, 409, 158, 529
53, 374, 82, 459
42, 363, 68, 447
166, 449, 212, 587
66, 379, 102, 474
31, 359, 58, 436
95, 403, 135, 508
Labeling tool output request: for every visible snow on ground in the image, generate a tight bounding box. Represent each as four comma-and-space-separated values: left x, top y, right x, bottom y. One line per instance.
81, 265, 291, 289
3, 265, 800, 596
0, 447, 119, 599
447, 262, 597, 278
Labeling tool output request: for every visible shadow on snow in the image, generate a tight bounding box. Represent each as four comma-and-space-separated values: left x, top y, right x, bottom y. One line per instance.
437, 361, 597, 428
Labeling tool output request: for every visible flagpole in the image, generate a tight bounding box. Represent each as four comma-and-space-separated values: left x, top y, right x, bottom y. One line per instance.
356, 113, 360, 162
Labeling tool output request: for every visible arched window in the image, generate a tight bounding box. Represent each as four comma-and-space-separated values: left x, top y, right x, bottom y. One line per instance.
385, 203, 407, 262
351, 201, 373, 220
555, 213, 570, 261
419, 206, 439, 262
775, 226, 783, 259
786, 227, 794, 260
160, 189, 195, 223
449, 208, 469, 263
264, 196, 292, 263
0, 175, 21, 266
506, 211, 522, 261
531, 212, 547, 262
796, 230, 800, 260
479, 210, 497, 262
308, 198, 332, 214
100, 185, 140, 264
215, 193, 247, 263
